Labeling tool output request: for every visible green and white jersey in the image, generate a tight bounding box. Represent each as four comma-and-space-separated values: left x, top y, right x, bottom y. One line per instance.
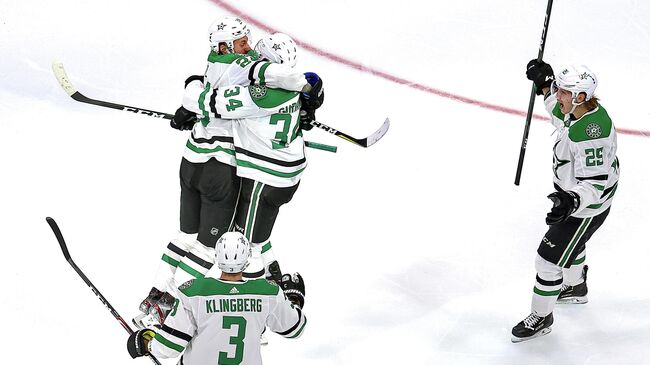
184, 81, 306, 188
183, 51, 308, 167
150, 278, 306, 365
544, 93, 619, 218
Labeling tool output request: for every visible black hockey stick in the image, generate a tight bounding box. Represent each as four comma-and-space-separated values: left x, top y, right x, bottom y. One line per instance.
46, 217, 162, 365
52, 62, 388, 148
514, 0, 554, 186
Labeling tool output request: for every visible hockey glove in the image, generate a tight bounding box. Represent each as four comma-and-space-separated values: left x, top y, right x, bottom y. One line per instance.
127, 329, 155, 358
300, 72, 324, 110
280, 273, 305, 309
526, 59, 554, 95
170, 106, 197, 131
546, 190, 580, 225
299, 109, 315, 131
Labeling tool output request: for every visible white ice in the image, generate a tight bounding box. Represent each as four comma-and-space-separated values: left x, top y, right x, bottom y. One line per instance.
1, 0, 649, 364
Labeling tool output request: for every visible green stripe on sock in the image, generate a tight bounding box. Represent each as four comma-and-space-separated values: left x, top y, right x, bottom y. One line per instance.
178, 262, 205, 279
572, 256, 586, 265
288, 317, 307, 338
533, 287, 561, 296
261, 242, 272, 253
162, 254, 179, 268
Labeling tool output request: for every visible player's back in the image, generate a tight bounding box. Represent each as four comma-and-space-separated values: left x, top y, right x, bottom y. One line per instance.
175, 277, 282, 365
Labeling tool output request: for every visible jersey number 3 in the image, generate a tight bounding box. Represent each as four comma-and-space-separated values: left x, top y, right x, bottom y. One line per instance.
219, 316, 247, 365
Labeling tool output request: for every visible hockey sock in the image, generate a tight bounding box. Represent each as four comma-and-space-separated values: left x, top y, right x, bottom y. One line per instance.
173, 240, 215, 285
152, 232, 198, 292
531, 254, 563, 316
562, 251, 586, 286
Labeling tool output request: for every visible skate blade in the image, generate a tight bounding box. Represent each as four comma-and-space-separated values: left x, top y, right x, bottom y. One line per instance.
556, 297, 588, 304
511, 327, 552, 343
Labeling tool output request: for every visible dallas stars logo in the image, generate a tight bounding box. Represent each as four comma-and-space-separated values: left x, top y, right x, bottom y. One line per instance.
250, 85, 267, 99
216, 23, 226, 30
585, 123, 602, 138
552, 140, 570, 179
272, 43, 282, 51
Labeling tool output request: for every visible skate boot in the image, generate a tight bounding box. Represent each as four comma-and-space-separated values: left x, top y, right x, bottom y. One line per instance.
265, 260, 282, 284
511, 312, 553, 343
133, 288, 176, 329
557, 265, 588, 304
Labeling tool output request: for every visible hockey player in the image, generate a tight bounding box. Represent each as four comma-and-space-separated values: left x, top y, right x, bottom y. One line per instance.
180, 32, 324, 282
511, 60, 619, 342
137, 19, 320, 327
126, 232, 307, 365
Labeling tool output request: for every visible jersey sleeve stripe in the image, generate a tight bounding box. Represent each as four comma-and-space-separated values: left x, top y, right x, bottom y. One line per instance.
248, 60, 266, 84
161, 324, 193, 342
153, 333, 185, 353
234, 146, 306, 167
287, 316, 307, 339
576, 174, 609, 181
209, 89, 222, 118
276, 307, 303, 336
257, 62, 271, 85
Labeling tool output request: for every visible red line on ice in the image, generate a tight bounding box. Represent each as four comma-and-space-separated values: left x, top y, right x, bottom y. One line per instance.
210, 0, 650, 138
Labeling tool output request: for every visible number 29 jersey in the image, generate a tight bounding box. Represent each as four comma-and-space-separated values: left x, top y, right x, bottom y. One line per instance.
544, 93, 619, 218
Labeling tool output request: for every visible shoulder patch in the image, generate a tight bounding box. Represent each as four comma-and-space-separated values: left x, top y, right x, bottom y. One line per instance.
179, 279, 195, 290
249, 84, 268, 99
585, 123, 603, 139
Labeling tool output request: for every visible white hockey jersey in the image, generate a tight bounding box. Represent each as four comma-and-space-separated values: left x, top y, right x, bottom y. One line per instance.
184, 81, 305, 188
150, 278, 306, 365
183, 51, 307, 167
544, 93, 619, 218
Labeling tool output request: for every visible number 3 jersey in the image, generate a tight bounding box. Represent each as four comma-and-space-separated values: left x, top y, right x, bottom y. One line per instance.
150, 278, 306, 365
543, 93, 619, 218
182, 51, 307, 173
184, 81, 305, 188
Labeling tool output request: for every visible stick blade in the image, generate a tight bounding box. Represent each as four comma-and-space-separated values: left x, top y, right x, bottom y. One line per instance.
52, 61, 78, 97
365, 118, 390, 147
46, 217, 72, 261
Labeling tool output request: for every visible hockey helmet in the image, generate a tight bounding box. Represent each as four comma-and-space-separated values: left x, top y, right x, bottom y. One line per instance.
552, 65, 598, 101
216, 232, 251, 273
208, 16, 251, 53
254, 33, 298, 68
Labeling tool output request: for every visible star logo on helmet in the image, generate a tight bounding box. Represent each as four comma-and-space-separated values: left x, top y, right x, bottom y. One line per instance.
272, 43, 282, 51
216, 23, 226, 30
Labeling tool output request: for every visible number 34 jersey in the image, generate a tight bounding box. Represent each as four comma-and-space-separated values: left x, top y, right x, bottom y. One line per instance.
544, 93, 619, 218
150, 278, 306, 365
184, 81, 306, 188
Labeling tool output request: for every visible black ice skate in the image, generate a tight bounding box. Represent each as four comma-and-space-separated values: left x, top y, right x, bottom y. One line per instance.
511, 312, 553, 343
557, 265, 588, 304
133, 288, 176, 329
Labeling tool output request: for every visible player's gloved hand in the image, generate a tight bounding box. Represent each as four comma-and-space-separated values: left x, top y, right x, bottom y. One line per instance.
127, 329, 155, 358
170, 106, 197, 131
280, 273, 305, 308
299, 109, 315, 131
184, 74, 204, 88
300, 72, 324, 110
526, 59, 554, 95
546, 190, 580, 225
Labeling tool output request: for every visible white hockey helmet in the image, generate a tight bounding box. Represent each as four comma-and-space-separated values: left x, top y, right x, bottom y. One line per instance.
208, 16, 251, 53
254, 33, 298, 68
552, 65, 598, 101
216, 232, 251, 273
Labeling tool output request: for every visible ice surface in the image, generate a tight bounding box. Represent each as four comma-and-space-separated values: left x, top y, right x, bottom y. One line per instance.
1, 0, 649, 364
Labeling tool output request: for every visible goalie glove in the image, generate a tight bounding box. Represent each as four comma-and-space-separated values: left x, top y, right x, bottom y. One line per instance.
127, 329, 155, 358
280, 273, 305, 309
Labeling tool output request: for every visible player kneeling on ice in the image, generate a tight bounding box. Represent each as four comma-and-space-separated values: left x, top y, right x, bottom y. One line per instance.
127, 232, 307, 364
511, 60, 619, 343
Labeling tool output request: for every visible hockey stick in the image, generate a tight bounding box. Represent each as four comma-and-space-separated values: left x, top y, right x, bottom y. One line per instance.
514, 0, 554, 186
52, 62, 388, 148
46, 217, 162, 365
308, 118, 390, 148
